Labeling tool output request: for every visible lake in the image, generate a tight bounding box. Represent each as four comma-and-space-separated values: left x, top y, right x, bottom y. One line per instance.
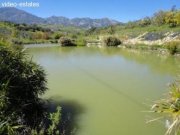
27, 46, 180, 135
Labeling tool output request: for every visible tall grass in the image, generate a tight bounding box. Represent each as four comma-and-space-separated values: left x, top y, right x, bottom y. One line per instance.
151, 79, 180, 135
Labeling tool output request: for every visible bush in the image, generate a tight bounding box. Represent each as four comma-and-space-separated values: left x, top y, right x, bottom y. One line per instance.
139, 17, 151, 27
12, 39, 23, 45
50, 40, 58, 44
59, 37, 76, 46
103, 37, 122, 46
0, 46, 47, 134
153, 10, 167, 26
54, 33, 64, 40
75, 38, 86, 46
0, 40, 10, 46
166, 41, 180, 55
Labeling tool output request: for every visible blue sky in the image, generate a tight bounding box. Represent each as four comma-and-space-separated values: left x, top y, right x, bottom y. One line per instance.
1, 0, 180, 22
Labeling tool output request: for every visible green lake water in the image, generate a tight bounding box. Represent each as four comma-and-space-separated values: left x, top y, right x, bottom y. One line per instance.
27, 46, 180, 135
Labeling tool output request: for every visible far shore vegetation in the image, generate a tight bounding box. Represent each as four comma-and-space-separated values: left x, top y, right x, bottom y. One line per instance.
0, 8, 179, 54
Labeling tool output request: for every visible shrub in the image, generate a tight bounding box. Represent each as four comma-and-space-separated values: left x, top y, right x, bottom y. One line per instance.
54, 33, 63, 40
139, 17, 152, 27
31, 106, 61, 135
75, 38, 86, 46
153, 10, 167, 26
0, 40, 10, 46
166, 41, 180, 55
103, 37, 122, 46
0, 46, 47, 134
12, 39, 23, 45
165, 11, 177, 28
59, 37, 76, 46
50, 40, 58, 44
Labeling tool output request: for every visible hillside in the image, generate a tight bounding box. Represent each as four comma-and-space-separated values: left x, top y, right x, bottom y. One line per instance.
0, 7, 120, 28
46, 16, 119, 28
0, 7, 44, 24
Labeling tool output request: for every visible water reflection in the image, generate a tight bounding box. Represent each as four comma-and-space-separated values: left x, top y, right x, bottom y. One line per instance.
92, 47, 180, 76
27, 46, 180, 76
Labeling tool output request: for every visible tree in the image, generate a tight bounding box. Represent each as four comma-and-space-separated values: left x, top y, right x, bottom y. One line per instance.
139, 17, 151, 27
107, 26, 115, 34
153, 10, 167, 25
165, 11, 177, 27
126, 21, 137, 28
153, 8, 180, 27
175, 11, 180, 26
54, 33, 63, 40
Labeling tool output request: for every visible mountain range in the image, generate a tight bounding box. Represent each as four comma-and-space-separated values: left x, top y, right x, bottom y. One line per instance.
0, 7, 120, 28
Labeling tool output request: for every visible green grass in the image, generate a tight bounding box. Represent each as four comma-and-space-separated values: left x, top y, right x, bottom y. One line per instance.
91, 24, 180, 40
151, 79, 180, 135
118, 25, 180, 38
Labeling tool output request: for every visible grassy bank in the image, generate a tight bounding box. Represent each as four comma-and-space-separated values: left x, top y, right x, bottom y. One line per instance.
122, 41, 180, 55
